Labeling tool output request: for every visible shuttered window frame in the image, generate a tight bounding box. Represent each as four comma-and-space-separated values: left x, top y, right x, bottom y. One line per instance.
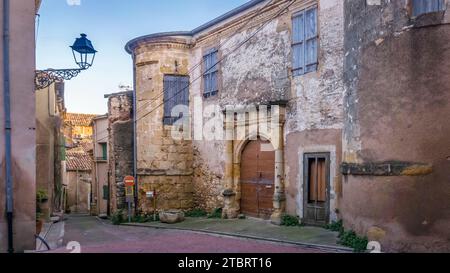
412, 0, 446, 17
292, 6, 319, 77
163, 75, 190, 126
203, 48, 219, 98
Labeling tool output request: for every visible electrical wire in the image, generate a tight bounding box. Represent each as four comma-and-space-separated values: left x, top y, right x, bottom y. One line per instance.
136, 0, 296, 124
91, 0, 297, 142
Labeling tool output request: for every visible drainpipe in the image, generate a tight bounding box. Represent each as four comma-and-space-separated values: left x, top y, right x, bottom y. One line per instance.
2, 0, 14, 254
132, 52, 138, 215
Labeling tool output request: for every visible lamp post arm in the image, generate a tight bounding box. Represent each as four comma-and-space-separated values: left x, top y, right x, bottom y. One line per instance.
35, 68, 85, 90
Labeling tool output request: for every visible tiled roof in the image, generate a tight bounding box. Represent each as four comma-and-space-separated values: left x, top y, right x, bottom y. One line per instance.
66, 147, 93, 172
79, 141, 94, 153
65, 113, 97, 127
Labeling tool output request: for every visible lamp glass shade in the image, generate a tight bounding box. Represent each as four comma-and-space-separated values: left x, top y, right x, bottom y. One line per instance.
70, 34, 97, 69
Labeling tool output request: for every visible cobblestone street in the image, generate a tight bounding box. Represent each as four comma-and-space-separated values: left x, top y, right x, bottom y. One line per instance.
48, 216, 330, 253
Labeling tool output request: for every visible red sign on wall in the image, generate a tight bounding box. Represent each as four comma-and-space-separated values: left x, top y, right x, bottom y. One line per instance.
124, 176, 135, 187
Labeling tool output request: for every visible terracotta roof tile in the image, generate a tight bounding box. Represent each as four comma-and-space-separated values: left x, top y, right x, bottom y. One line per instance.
66, 147, 93, 172
65, 113, 97, 127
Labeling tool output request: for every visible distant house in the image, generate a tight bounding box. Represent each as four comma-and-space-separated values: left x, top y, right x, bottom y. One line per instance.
64, 113, 97, 146
91, 114, 110, 216
65, 146, 93, 214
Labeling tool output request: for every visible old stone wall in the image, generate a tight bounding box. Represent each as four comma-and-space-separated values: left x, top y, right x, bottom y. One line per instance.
129, 0, 346, 217
66, 171, 91, 214
188, 1, 294, 212
107, 92, 134, 212
343, 0, 450, 252
133, 39, 195, 213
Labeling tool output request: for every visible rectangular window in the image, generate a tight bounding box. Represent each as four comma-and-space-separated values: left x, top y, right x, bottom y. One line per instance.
292, 6, 318, 76
163, 75, 190, 125
203, 48, 219, 98
101, 143, 107, 160
413, 0, 446, 16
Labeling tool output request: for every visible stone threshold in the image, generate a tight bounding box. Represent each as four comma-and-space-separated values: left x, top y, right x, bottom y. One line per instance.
121, 222, 353, 253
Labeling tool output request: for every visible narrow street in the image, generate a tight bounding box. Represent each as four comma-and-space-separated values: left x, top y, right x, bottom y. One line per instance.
49, 216, 328, 253
1, 0, 449, 256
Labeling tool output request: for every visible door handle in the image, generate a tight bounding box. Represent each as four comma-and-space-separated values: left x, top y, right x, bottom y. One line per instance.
265, 185, 272, 189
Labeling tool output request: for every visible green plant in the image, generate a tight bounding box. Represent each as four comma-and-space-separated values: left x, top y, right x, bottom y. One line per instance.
36, 189, 48, 203
130, 212, 160, 223
36, 212, 43, 221
326, 220, 344, 233
185, 209, 208, 218
326, 219, 368, 252
207, 208, 222, 219
132, 214, 148, 223
111, 210, 125, 225
338, 230, 369, 253
281, 215, 300, 226
147, 213, 160, 222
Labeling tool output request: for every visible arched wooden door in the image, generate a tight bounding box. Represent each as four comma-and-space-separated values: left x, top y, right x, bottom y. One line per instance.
240, 139, 275, 219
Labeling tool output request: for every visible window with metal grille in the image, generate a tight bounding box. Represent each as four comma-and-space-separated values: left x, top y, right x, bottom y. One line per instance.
163, 75, 190, 125
413, 0, 446, 16
203, 48, 219, 98
292, 6, 318, 76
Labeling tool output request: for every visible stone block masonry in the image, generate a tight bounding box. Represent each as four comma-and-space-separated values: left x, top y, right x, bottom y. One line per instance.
105, 91, 134, 212
137, 126, 194, 213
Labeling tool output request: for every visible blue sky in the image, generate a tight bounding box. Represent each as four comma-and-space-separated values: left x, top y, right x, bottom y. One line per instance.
36, 0, 248, 114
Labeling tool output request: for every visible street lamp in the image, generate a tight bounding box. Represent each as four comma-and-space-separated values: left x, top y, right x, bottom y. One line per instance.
35, 33, 97, 90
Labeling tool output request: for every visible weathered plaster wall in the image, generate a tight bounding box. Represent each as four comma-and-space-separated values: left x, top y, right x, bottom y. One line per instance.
92, 116, 109, 216
35, 82, 66, 219
284, 0, 345, 221
0, 0, 37, 252
66, 171, 91, 214
36, 85, 56, 220
188, 1, 293, 212
107, 92, 134, 212
284, 129, 342, 218
129, 0, 345, 218
343, 0, 450, 252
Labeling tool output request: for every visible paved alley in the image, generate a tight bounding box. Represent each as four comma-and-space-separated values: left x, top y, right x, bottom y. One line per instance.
48, 215, 330, 253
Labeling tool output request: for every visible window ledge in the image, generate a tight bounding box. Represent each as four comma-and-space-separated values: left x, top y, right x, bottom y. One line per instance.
341, 161, 433, 177
410, 10, 447, 28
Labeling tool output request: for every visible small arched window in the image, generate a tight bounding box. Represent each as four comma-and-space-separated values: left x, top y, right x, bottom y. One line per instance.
412, 0, 446, 17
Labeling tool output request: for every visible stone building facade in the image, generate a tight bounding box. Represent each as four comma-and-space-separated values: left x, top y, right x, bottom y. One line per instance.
342, 0, 450, 252
36, 82, 66, 220
124, 0, 450, 252
65, 146, 93, 214
91, 115, 109, 216
105, 91, 134, 212
126, 0, 345, 223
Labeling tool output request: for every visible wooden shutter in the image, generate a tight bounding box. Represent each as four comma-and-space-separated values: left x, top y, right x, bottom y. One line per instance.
203, 48, 219, 97
101, 143, 107, 160
413, 0, 445, 16
211, 50, 218, 95
292, 12, 304, 76
102, 185, 109, 200
163, 75, 189, 125
305, 7, 318, 73
292, 6, 318, 76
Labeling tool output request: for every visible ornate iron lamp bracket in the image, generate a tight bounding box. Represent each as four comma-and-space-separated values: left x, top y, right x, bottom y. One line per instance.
35, 68, 84, 90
